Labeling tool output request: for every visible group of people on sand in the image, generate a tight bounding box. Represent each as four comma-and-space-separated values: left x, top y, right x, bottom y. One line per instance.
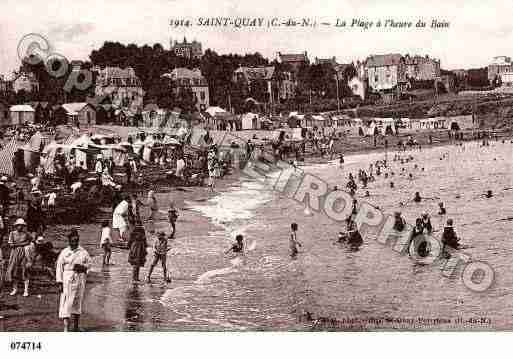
0, 217, 89, 332
0, 177, 182, 331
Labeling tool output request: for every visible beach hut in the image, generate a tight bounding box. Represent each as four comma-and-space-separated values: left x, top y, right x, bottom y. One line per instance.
312, 115, 330, 128
241, 112, 259, 130
10, 104, 35, 125
61, 103, 97, 127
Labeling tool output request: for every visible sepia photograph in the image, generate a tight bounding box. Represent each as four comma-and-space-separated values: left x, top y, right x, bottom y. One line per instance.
0, 0, 512, 355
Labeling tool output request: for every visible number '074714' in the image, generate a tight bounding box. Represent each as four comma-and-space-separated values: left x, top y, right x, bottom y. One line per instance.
10, 341, 42, 351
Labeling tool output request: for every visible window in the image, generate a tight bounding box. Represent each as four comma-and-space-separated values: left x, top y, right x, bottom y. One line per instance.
200, 91, 205, 101
374, 75, 378, 83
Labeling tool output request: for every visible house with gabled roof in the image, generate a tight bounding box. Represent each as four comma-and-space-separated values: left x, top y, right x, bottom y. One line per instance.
233, 66, 295, 103
277, 51, 310, 82
365, 54, 407, 93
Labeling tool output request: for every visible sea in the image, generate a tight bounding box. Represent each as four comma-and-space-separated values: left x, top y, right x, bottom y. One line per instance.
85, 140, 513, 331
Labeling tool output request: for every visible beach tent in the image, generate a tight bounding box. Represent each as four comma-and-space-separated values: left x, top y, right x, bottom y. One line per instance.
205, 106, 228, 117
380, 118, 396, 135
0, 137, 17, 175
367, 121, 377, 136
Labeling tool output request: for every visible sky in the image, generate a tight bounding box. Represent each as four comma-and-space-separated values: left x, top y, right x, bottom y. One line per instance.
0, 0, 511, 76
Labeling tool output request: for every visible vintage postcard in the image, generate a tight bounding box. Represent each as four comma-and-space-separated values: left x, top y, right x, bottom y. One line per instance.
0, 0, 511, 351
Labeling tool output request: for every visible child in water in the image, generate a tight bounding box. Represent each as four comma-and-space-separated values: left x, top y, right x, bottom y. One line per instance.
147, 231, 171, 283
226, 234, 244, 255
100, 220, 112, 266
393, 212, 406, 232
438, 202, 446, 215
289, 223, 302, 259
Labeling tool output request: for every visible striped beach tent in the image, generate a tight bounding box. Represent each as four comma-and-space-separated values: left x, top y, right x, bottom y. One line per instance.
0, 137, 18, 176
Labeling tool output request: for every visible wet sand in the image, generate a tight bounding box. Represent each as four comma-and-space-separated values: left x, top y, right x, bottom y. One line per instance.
0, 173, 238, 331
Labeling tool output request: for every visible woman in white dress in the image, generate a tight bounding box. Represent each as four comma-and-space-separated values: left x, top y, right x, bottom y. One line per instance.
55, 229, 91, 332
112, 195, 130, 241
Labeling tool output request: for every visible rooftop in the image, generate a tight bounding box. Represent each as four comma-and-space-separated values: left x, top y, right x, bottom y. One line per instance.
10, 105, 35, 112
234, 66, 275, 81
366, 54, 403, 67
61, 103, 91, 115
163, 68, 205, 80
278, 52, 309, 63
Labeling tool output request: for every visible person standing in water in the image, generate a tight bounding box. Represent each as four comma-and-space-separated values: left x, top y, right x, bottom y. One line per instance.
289, 223, 302, 259
393, 212, 406, 232
147, 190, 158, 234
421, 212, 433, 234
441, 219, 460, 250
99, 220, 112, 266
147, 231, 171, 283
225, 234, 244, 255
167, 202, 179, 239
127, 221, 148, 282
438, 202, 447, 215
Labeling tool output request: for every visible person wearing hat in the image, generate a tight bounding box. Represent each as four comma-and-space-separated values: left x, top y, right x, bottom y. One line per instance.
146, 231, 171, 283
5, 218, 31, 296
56, 229, 91, 332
